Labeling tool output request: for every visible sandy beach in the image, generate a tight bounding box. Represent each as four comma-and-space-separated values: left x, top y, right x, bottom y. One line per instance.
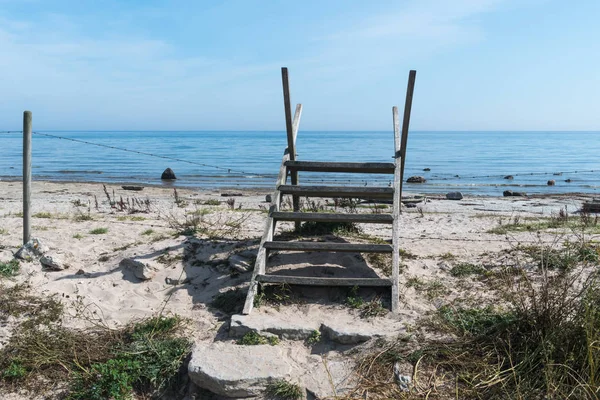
0, 180, 598, 399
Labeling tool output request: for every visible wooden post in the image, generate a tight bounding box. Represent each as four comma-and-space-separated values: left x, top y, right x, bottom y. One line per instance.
281, 67, 301, 230
23, 111, 32, 244
398, 70, 416, 199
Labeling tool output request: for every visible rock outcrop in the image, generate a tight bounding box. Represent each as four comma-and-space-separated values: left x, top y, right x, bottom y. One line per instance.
188, 342, 293, 397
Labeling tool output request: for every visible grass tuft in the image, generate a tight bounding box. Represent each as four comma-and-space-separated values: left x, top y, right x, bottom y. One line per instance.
265, 380, 303, 399
89, 227, 108, 235
450, 263, 487, 277
237, 331, 279, 346
0, 259, 20, 277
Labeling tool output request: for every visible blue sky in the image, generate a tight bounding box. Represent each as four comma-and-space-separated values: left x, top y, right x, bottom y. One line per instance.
0, 0, 599, 131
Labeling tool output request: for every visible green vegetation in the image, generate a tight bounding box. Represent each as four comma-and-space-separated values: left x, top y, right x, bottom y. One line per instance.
449, 263, 487, 277
306, 330, 321, 345
406, 277, 448, 300
141, 228, 154, 236
296, 221, 361, 236
265, 380, 303, 399
0, 228, 7, 235
89, 227, 108, 235
439, 252, 456, 260
202, 199, 221, 206
210, 288, 247, 314
346, 286, 364, 309
0, 284, 190, 400
117, 216, 147, 222
353, 247, 600, 399
32, 212, 52, 218
519, 241, 599, 270
345, 286, 388, 318
437, 305, 516, 336
72, 233, 84, 240
73, 212, 94, 222
237, 331, 279, 346
488, 212, 600, 235
253, 284, 294, 309
0, 259, 19, 277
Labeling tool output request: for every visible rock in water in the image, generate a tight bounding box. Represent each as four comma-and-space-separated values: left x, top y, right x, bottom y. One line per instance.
446, 192, 463, 200
40, 254, 68, 271
503, 190, 527, 197
15, 238, 48, 260
547, 180, 556, 186
406, 176, 426, 183
120, 258, 157, 281
504, 175, 514, 180
161, 168, 176, 180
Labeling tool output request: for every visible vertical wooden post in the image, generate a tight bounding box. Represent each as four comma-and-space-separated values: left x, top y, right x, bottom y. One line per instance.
23, 111, 32, 244
281, 67, 301, 230
391, 106, 401, 313
398, 70, 416, 199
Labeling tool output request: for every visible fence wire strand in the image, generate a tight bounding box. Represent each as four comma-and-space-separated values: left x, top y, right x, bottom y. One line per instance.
31, 131, 270, 178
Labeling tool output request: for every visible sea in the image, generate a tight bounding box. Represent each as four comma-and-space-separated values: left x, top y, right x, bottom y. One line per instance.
1, 130, 599, 196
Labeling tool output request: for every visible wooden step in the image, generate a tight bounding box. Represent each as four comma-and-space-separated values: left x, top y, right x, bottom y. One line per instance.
256, 274, 392, 287
285, 161, 395, 174
264, 241, 392, 253
271, 211, 393, 224
278, 185, 394, 199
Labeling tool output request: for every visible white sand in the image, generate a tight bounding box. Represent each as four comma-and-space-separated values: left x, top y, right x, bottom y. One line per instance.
0, 181, 595, 398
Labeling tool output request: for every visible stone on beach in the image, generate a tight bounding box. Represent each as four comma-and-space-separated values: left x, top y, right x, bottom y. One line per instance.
15, 238, 48, 260
188, 342, 293, 398
229, 314, 320, 340
40, 254, 68, 271
120, 258, 157, 281
446, 192, 463, 200
161, 168, 177, 180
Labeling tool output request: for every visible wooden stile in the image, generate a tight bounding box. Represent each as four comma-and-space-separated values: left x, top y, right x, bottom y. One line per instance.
243, 68, 416, 315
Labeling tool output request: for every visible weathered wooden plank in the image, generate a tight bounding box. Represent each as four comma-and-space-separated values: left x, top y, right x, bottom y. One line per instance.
243, 149, 290, 314
398, 70, 416, 200
281, 67, 296, 162
392, 108, 402, 313
256, 275, 392, 287
278, 185, 394, 199
264, 241, 392, 253
23, 111, 32, 244
271, 211, 393, 224
285, 161, 395, 174
290, 103, 302, 230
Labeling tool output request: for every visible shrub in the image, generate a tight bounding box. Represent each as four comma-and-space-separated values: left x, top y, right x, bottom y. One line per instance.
89, 227, 108, 235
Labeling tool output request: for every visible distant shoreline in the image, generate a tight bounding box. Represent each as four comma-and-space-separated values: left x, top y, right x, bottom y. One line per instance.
1, 177, 597, 199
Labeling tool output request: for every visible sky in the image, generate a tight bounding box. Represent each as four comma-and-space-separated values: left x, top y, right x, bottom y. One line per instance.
0, 0, 599, 131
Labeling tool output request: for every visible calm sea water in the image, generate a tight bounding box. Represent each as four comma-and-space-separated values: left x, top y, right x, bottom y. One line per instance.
1, 131, 599, 196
